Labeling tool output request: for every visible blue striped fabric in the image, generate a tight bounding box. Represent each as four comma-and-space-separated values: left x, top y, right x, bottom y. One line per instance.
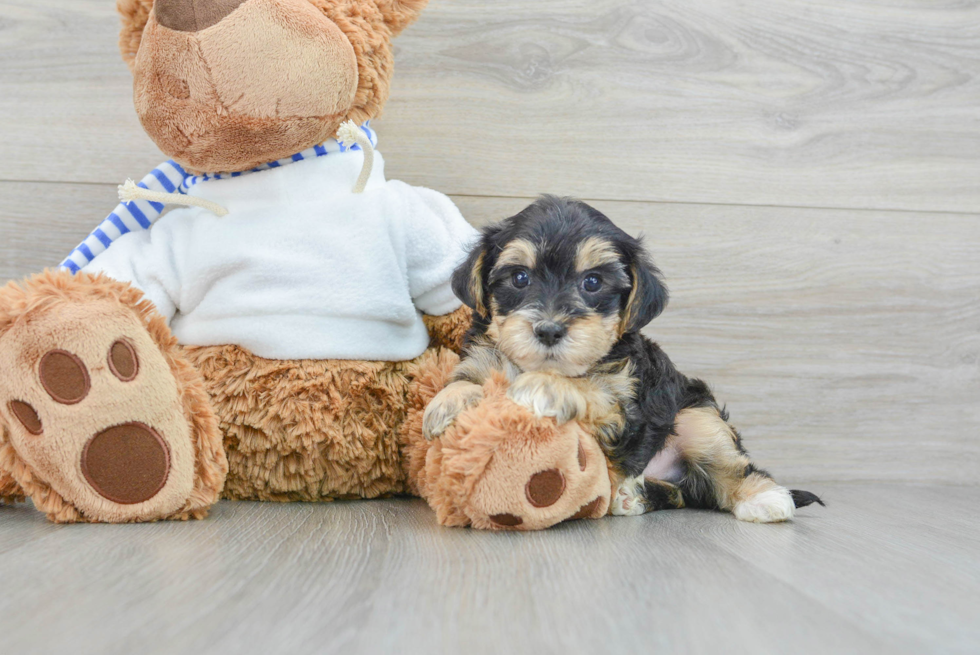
60, 123, 377, 273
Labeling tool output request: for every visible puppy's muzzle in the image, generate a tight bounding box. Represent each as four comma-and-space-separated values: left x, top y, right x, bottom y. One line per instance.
534, 321, 567, 347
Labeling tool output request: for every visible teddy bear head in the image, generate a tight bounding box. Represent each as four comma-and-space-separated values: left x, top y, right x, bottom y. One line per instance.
117, 0, 428, 173
406, 360, 612, 531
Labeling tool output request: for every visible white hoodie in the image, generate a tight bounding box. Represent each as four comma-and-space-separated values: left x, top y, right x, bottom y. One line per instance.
80, 139, 477, 361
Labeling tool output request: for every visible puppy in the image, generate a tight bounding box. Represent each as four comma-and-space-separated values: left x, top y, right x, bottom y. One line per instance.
423, 196, 823, 523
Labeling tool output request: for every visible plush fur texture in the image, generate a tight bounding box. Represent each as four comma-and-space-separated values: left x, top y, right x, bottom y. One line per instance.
402, 349, 610, 530
132, 0, 358, 173
186, 346, 414, 501
0, 272, 469, 516
0, 270, 226, 523
0, 470, 24, 504
422, 307, 471, 353
180, 304, 470, 502
118, 0, 154, 67
117, 0, 427, 172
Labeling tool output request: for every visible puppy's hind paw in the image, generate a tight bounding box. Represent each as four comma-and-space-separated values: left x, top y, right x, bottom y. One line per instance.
610, 477, 646, 516
733, 487, 795, 523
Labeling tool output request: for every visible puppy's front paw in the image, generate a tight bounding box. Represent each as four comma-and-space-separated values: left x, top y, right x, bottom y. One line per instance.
422, 381, 483, 440
507, 372, 587, 424
733, 486, 795, 523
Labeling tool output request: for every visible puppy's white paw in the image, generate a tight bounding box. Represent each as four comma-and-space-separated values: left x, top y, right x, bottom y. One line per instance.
610, 478, 646, 516
421, 404, 454, 441
733, 487, 795, 523
422, 382, 483, 441
507, 372, 586, 424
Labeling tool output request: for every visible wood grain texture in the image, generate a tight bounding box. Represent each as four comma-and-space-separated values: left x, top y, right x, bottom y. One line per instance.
0, 486, 977, 654
2, 184, 976, 484
2, 1, 980, 212
0, 182, 120, 277
380, 0, 980, 212
0, 1, 162, 184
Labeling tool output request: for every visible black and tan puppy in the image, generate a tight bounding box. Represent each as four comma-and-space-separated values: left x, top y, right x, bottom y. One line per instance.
423, 196, 823, 522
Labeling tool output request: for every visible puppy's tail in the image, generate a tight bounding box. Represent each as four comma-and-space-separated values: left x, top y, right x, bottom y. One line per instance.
790, 489, 825, 508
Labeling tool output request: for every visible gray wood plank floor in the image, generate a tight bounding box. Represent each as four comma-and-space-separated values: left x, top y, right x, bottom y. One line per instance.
1, 483, 977, 655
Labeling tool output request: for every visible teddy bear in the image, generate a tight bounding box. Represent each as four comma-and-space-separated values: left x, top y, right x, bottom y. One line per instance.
0, 0, 608, 529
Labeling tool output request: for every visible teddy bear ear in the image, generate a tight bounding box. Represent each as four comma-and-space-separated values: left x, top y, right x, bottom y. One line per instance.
117, 0, 155, 71
374, 0, 429, 36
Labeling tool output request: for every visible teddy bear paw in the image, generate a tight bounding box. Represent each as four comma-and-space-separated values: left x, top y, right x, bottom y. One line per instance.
0, 291, 218, 522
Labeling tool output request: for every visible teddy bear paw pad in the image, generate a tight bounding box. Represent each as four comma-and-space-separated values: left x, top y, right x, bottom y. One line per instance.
0, 299, 198, 522
81, 423, 171, 505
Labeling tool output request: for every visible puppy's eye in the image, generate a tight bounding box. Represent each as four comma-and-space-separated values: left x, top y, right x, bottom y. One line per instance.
512, 269, 530, 289
583, 274, 602, 293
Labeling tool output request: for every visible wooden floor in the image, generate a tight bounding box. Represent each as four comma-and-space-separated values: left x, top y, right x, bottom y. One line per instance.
1, 484, 978, 655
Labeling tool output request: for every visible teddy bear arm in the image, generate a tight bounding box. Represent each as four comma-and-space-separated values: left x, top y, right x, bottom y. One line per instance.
80, 223, 182, 325
422, 305, 472, 354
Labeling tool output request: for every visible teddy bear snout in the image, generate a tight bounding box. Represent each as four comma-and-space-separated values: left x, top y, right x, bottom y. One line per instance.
133, 0, 361, 172
154, 0, 248, 32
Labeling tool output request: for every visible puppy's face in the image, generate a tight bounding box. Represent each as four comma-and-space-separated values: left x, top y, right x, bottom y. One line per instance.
453, 197, 668, 376
483, 235, 627, 377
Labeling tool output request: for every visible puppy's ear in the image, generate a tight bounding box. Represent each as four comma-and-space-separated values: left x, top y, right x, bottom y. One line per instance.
452, 228, 499, 319
620, 242, 668, 334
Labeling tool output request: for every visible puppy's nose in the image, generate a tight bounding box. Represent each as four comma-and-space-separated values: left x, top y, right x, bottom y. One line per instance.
155, 0, 248, 32
534, 322, 567, 347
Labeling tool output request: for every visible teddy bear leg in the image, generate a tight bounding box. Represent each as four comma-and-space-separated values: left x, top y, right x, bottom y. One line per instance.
0, 271, 227, 523
401, 349, 613, 530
